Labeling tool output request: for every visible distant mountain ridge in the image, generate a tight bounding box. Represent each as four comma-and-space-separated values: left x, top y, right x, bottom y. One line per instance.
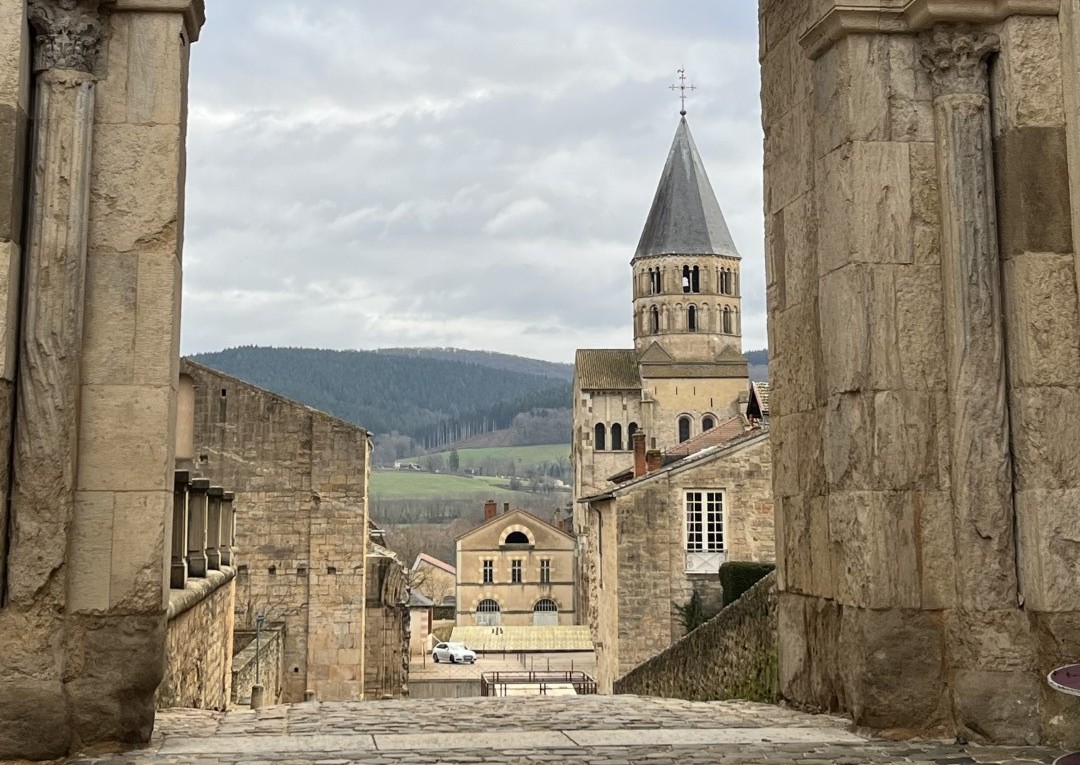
188, 345, 572, 441
375, 347, 573, 380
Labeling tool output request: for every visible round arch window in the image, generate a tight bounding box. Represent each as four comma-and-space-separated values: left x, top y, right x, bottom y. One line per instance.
505, 531, 529, 544
678, 416, 692, 443
702, 415, 716, 431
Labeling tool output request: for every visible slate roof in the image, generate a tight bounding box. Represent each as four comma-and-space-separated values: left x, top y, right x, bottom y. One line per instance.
574, 349, 640, 391
634, 117, 740, 260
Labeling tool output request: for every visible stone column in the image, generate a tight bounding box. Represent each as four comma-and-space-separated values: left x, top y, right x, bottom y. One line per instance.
186, 478, 209, 577
171, 471, 190, 589
219, 490, 235, 566
206, 486, 223, 571
1, 1, 103, 758
922, 26, 1018, 613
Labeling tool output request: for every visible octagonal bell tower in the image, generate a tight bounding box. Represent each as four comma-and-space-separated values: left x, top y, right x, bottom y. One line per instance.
631, 116, 742, 360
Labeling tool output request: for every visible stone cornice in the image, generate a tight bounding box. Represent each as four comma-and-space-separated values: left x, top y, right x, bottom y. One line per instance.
28, 0, 106, 73
801, 0, 1059, 59
112, 0, 206, 42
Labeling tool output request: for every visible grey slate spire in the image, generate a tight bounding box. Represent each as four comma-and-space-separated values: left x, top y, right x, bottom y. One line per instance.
633, 117, 740, 259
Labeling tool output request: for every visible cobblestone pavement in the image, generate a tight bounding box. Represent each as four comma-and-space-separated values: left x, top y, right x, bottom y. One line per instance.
67, 696, 1063, 765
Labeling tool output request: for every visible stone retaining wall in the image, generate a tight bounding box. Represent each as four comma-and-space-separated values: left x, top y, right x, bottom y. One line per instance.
232, 624, 285, 706
156, 568, 236, 710
614, 572, 777, 702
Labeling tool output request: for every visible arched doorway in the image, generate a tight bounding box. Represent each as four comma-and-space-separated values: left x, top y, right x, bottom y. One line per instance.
476, 598, 501, 626
533, 599, 558, 626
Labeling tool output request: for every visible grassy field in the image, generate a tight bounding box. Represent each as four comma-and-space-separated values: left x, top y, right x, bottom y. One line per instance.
398, 443, 570, 472
371, 470, 567, 500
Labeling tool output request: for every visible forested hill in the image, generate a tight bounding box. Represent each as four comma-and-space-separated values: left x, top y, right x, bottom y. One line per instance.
188, 346, 571, 440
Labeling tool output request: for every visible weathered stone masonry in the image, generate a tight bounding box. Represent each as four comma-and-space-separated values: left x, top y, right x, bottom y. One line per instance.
181, 359, 406, 703
761, 0, 1080, 747
0, 1, 204, 759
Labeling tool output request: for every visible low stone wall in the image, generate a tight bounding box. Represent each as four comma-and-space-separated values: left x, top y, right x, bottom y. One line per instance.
232, 623, 285, 706
614, 572, 777, 702
156, 568, 237, 710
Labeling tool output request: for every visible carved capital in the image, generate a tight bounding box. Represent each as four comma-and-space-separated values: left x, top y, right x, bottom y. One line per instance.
28, 0, 106, 74
920, 25, 999, 96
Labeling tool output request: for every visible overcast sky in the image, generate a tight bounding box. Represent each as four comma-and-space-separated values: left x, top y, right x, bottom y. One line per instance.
181, 1, 764, 364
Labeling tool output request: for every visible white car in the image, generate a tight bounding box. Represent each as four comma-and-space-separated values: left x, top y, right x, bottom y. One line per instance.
432, 642, 477, 664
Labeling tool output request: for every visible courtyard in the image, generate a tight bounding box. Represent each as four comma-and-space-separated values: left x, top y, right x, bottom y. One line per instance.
65, 696, 1063, 765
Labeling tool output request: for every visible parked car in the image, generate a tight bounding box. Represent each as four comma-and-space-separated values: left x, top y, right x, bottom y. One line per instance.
432, 642, 476, 664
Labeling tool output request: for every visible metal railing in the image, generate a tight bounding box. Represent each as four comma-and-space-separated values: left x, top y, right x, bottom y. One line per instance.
480, 670, 597, 697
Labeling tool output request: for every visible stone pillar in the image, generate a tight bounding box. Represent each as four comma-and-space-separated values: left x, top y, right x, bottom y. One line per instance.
219, 490, 235, 567
206, 486, 223, 571
171, 470, 190, 589
923, 25, 1017, 615
186, 478, 209, 577
1, 1, 103, 758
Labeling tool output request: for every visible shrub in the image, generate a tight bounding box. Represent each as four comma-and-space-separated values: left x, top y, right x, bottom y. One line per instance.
719, 561, 775, 607
673, 590, 710, 634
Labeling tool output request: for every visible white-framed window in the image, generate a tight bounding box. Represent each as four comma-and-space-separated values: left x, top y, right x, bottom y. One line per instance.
482, 559, 493, 584
685, 490, 725, 573
511, 559, 523, 583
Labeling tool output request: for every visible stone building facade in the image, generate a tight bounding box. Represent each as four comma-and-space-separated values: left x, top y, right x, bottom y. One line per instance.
572, 112, 767, 673
761, 0, 1080, 746
179, 360, 407, 703
0, 1, 204, 759
584, 428, 774, 692
456, 505, 577, 627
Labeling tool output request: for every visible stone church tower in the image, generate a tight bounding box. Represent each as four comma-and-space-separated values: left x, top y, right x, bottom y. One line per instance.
631, 116, 744, 360
571, 112, 750, 621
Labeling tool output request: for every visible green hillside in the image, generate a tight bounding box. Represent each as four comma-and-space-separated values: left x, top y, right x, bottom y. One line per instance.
188, 345, 571, 439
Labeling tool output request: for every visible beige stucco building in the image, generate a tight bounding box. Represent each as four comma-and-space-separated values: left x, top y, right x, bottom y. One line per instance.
456, 505, 577, 627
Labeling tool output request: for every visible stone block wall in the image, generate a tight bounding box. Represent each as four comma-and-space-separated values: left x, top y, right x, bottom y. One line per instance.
615, 572, 777, 701
761, 0, 1080, 746
180, 359, 405, 703
232, 623, 285, 707
156, 570, 236, 711
0, 2, 204, 759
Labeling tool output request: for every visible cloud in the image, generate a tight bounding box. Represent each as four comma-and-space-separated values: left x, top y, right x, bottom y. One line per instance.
181, 1, 765, 363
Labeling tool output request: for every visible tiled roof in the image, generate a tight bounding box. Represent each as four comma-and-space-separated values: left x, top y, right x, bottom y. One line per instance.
664, 416, 748, 459
752, 381, 771, 415
575, 349, 640, 391
414, 552, 456, 576
449, 625, 593, 652
634, 117, 740, 260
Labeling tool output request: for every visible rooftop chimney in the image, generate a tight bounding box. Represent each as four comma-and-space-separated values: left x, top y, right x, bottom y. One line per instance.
646, 449, 662, 474
632, 430, 648, 477
484, 499, 497, 521
503, 502, 510, 515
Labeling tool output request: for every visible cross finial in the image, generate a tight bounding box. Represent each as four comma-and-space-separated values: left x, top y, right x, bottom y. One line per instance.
669, 68, 696, 116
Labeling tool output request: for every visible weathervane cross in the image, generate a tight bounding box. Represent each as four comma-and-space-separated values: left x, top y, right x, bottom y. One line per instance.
669, 68, 696, 115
